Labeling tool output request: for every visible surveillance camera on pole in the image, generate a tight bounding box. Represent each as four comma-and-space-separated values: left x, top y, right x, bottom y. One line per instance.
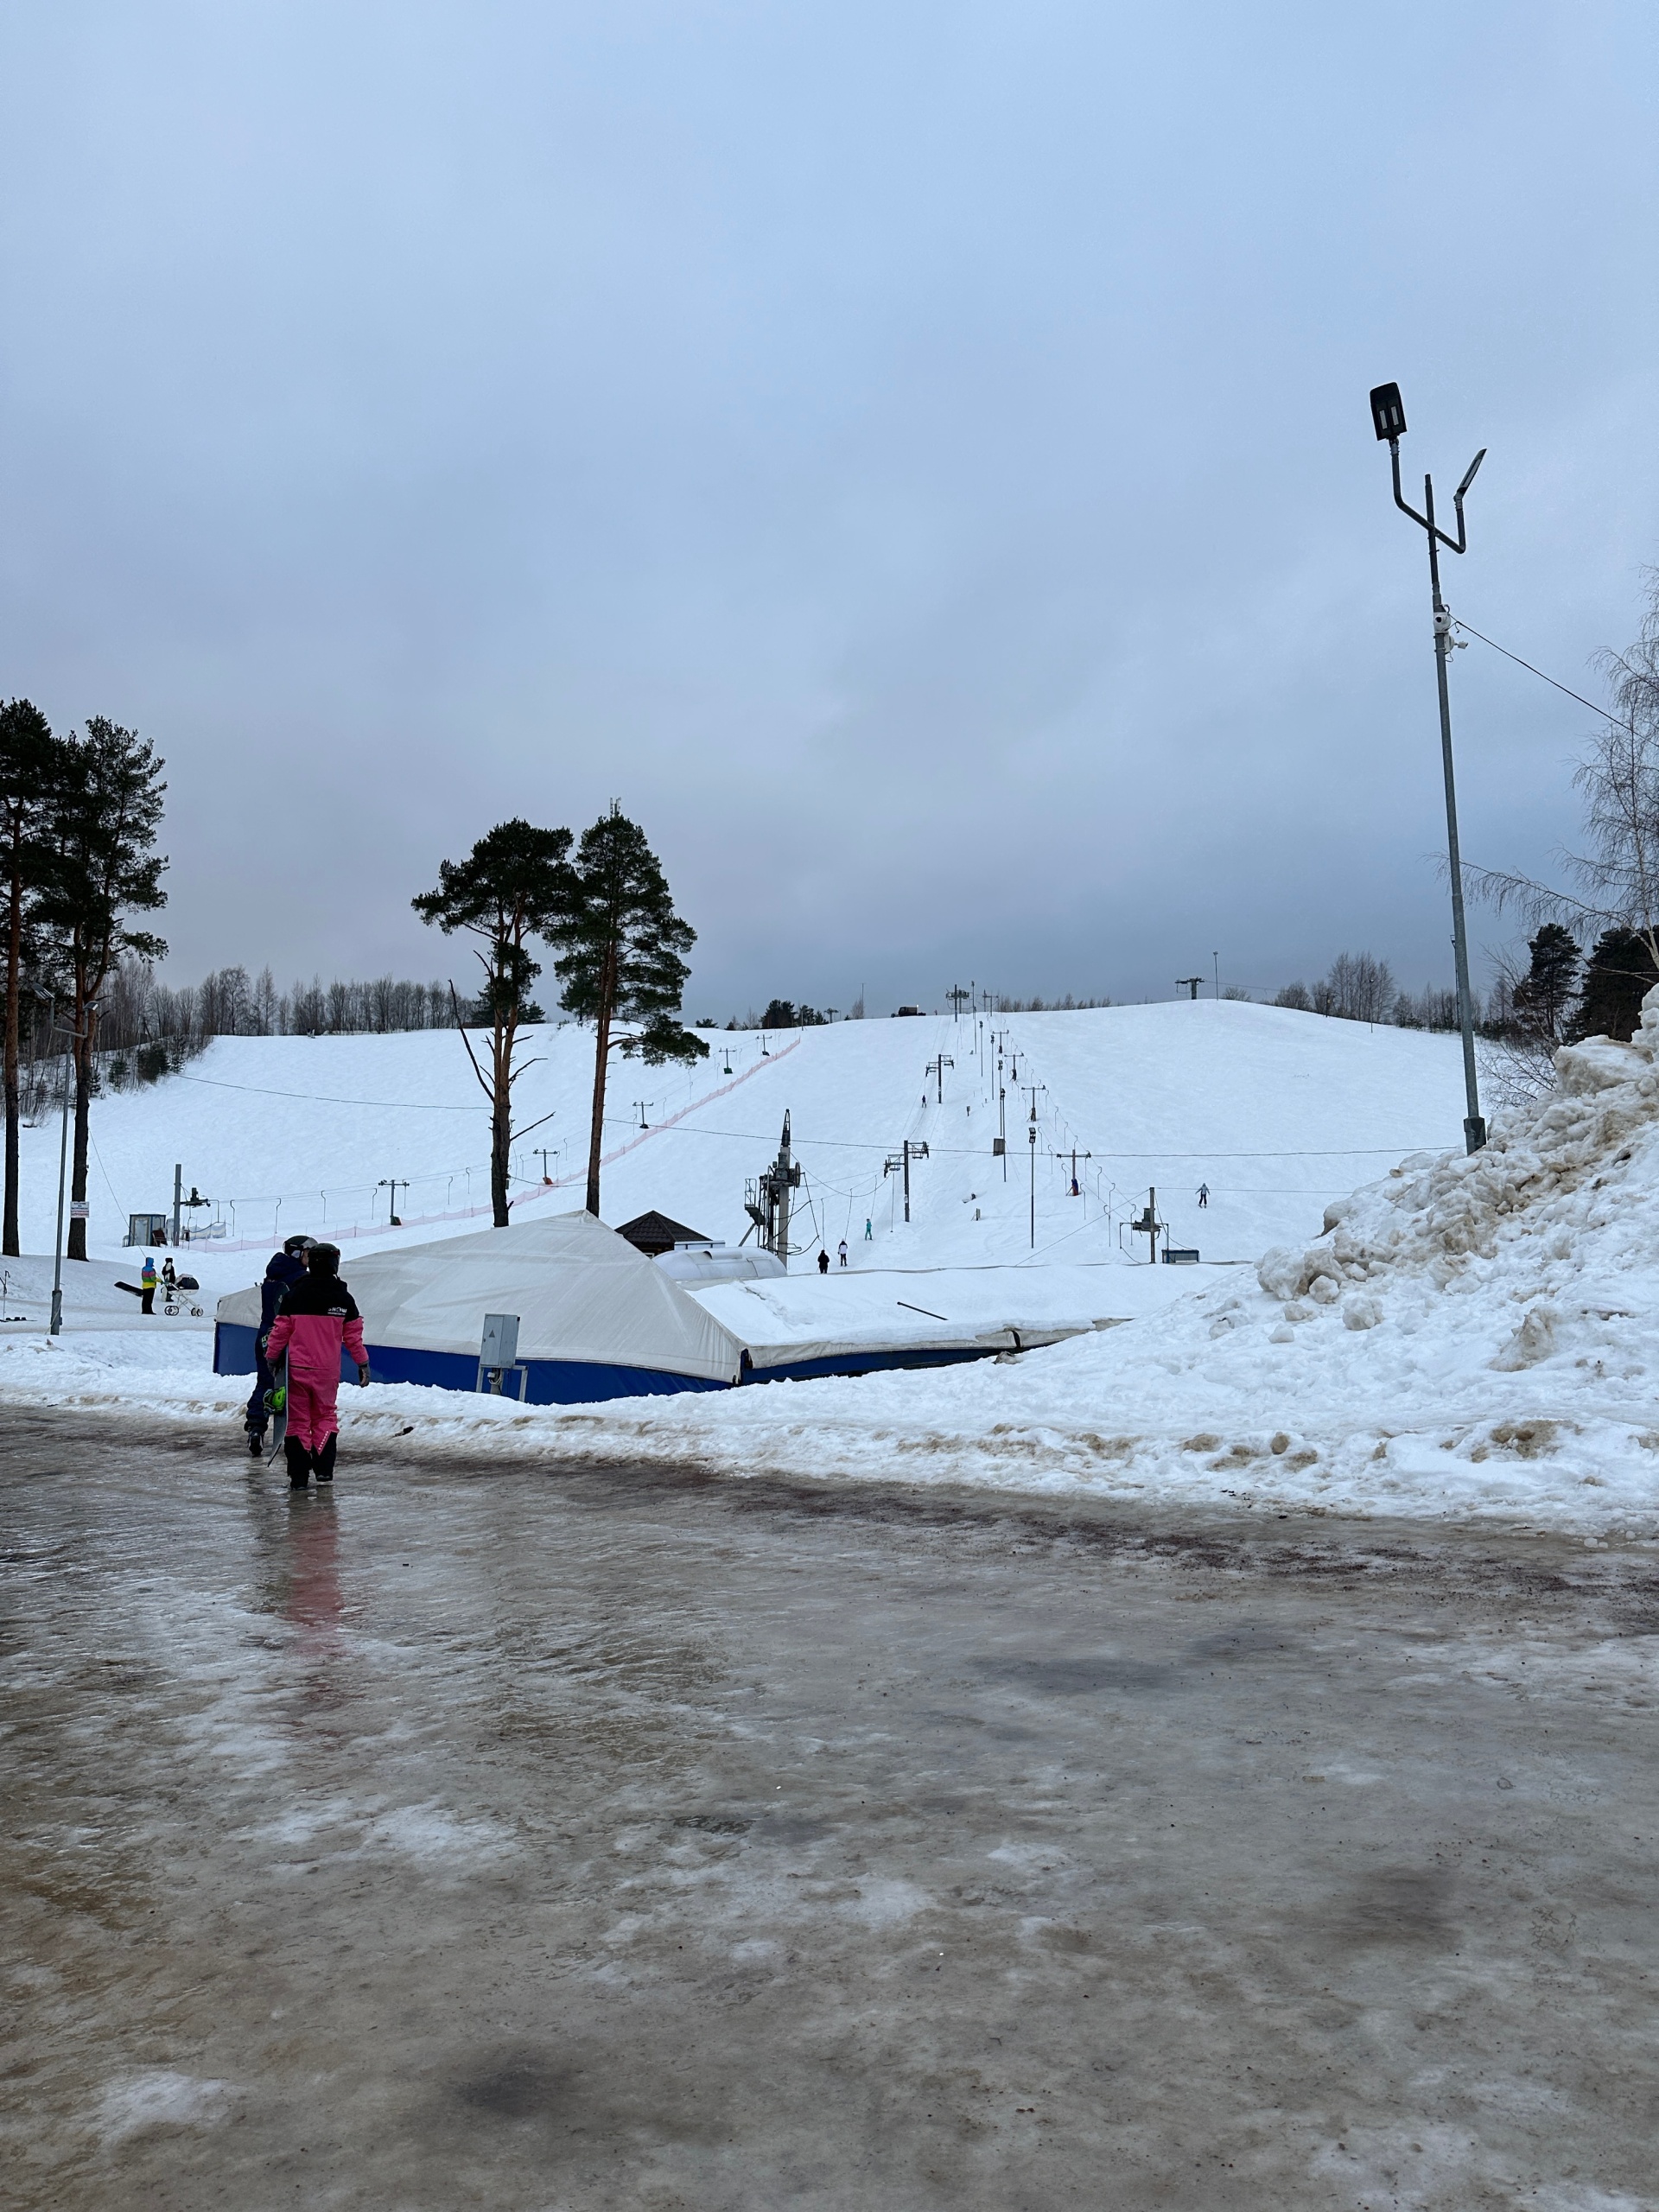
1370, 379, 1488, 1154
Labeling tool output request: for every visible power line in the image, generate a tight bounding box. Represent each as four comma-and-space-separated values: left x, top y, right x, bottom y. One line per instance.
1452, 619, 1628, 730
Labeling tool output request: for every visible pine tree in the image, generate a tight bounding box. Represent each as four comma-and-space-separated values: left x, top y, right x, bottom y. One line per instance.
1, 699, 59, 1255
36, 720, 168, 1262
1567, 927, 1657, 1044
550, 806, 708, 1217
412, 819, 574, 1227
1510, 924, 1580, 1045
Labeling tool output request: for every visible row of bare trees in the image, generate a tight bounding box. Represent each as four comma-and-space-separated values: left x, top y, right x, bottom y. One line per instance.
1271, 956, 1465, 1030
95, 962, 467, 1049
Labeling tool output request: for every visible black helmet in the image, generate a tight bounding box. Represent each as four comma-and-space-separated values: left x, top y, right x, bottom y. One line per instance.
282, 1234, 315, 1255
307, 1242, 341, 1274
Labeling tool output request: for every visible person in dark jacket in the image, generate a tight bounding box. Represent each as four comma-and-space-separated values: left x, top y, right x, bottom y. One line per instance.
265, 1243, 369, 1488
245, 1235, 313, 1452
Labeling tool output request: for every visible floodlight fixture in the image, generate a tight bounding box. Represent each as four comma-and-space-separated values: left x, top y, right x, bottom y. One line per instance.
1369, 382, 1407, 442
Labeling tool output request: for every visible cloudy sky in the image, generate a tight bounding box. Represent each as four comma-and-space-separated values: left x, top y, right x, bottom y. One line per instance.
2, 1, 1656, 1016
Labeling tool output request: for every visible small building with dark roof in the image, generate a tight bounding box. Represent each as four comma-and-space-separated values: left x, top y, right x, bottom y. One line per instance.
614, 1210, 712, 1258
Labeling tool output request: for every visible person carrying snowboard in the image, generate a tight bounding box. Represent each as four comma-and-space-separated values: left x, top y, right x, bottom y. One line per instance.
264, 1242, 369, 1488
245, 1234, 313, 1454
139, 1255, 157, 1314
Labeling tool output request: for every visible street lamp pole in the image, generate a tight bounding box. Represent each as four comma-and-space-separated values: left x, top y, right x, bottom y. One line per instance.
1370, 381, 1488, 1154
36, 994, 97, 1337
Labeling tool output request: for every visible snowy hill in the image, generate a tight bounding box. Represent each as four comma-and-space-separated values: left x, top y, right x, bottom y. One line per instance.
9, 997, 1659, 1531
11, 1001, 1468, 1299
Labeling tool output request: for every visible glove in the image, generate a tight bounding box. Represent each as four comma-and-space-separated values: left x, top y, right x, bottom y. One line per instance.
357, 1364, 371, 1387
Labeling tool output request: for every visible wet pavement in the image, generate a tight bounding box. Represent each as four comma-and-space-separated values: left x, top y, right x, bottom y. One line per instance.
3, 1407, 1658, 2210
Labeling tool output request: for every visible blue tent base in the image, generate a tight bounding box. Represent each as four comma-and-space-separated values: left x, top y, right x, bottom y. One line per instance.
213, 1322, 727, 1404
213, 1322, 1003, 1408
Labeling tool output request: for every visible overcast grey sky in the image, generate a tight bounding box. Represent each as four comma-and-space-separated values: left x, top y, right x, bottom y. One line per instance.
2, 1, 1656, 1015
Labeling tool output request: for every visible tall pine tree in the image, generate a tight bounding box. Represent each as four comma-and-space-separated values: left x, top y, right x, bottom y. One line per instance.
1, 699, 59, 1256
1510, 923, 1580, 1045
1567, 926, 1658, 1045
412, 819, 574, 1227
550, 806, 707, 1218
36, 720, 168, 1262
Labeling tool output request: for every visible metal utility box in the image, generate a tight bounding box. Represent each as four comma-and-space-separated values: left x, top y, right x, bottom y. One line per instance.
480, 1312, 520, 1368
476, 1313, 529, 1398
1162, 1248, 1200, 1265
992, 1137, 1005, 1156
125, 1212, 169, 1248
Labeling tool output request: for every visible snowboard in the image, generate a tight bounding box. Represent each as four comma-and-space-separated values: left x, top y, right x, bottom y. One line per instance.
264, 1354, 289, 1465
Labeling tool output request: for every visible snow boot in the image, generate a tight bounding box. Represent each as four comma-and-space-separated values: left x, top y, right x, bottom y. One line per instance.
284, 1436, 311, 1488
312, 1433, 337, 1484
246, 1428, 265, 1457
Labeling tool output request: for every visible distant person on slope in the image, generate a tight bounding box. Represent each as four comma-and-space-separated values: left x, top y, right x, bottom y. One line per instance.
1197, 1182, 1210, 1209
264, 1243, 369, 1489
139, 1254, 157, 1314
245, 1234, 313, 1455
838, 1239, 848, 1268
817, 1248, 830, 1274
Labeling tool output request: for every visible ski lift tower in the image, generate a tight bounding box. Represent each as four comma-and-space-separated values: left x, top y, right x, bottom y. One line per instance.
1176, 977, 1203, 1001
743, 1109, 802, 1266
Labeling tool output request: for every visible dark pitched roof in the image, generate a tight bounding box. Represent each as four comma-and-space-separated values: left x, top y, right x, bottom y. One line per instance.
615, 1210, 711, 1257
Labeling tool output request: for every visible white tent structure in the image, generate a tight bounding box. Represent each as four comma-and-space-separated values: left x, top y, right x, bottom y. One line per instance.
215, 1209, 1087, 1406
215, 1211, 743, 1402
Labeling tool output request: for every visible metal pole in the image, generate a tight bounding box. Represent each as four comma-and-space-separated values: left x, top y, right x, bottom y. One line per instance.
902, 1139, 911, 1224
1424, 474, 1486, 1152
172, 1161, 182, 1247
50, 1046, 70, 1335
1028, 1122, 1036, 1248
776, 1111, 793, 1262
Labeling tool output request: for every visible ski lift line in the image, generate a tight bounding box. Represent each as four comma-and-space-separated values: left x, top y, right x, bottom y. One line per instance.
578, 1120, 1452, 1161
174, 1073, 481, 1110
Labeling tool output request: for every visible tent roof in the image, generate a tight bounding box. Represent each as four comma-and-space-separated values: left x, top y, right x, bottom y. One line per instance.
219, 1211, 743, 1383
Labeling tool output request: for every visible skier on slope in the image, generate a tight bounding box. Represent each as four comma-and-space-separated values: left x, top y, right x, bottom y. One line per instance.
838, 1238, 848, 1268
1197, 1182, 1210, 1209
264, 1243, 369, 1488
817, 1248, 830, 1274
245, 1234, 314, 1455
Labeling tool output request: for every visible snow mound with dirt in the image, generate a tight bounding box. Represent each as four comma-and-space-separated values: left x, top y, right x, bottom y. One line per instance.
1256, 988, 1659, 1371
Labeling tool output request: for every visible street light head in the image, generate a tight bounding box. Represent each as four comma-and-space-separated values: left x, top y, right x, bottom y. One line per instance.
1369, 382, 1407, 442
1455, 447, 1486, 501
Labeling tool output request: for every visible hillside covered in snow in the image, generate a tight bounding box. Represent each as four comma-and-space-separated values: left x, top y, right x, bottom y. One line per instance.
6, 990, 1656, 1532
10, 999, 1468, 1288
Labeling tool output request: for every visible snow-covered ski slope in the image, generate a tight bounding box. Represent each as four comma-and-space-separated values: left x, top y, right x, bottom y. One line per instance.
13, 1001, 1469, 1290
12, 1000, 1659, 1531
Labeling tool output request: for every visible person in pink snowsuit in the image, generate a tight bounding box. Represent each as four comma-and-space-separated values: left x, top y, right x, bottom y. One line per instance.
264, 1243, 369, 1487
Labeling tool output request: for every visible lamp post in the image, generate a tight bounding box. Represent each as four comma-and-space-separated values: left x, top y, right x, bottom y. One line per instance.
1370, 380, 1488, 1154
33, 992, 98, 1337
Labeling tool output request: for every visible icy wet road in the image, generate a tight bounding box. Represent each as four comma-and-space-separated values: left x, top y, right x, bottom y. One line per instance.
3, 1411, 1657, 2210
